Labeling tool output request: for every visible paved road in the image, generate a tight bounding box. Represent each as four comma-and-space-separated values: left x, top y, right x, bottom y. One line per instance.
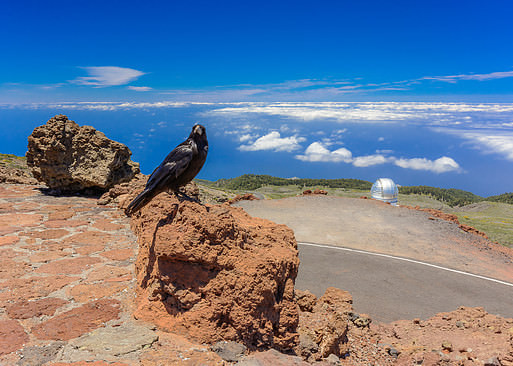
296, 242, 513, 322
234, 196, 513, 323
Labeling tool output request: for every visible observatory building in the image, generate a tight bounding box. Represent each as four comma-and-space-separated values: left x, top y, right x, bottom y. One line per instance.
370, 178, 399, 205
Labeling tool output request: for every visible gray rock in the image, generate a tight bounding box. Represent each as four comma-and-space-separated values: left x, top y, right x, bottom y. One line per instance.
211, 341, 247, 362
484, 357, 501, 366
17, 342, 65, 366
27, 114, 139, 193
237, 349, 310, 365
325, 353, 341, 365
68, 322, 158, 357
299, 331, 319, 355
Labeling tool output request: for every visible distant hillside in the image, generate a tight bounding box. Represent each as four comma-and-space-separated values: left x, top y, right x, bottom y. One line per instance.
201, 174, 373, 191
198, 174, 513, 207
486, 192, 513, 205
0, 153, 29, 170
399, 185, 483, 207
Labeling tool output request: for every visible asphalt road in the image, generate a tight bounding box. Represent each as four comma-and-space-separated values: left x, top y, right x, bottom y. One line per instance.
296, 242, 513, 322
234, 196, 513, 323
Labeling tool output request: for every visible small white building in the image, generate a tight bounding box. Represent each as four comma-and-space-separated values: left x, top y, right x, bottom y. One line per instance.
370, 178, 399, 205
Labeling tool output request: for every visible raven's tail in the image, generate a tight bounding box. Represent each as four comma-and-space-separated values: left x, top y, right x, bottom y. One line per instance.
125, 189, 153, 216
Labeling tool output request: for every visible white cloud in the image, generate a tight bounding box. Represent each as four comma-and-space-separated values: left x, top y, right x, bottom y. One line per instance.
295, 142, 352, 162
239, 131, 305, 152
208, 102, 513, 127
295, 141, 460, 173
127, 86, 152, 91
422, 71, 513, 83
458, 131, 513, 161
71, 66, 146, 87
239, 134, 255, 143
353, 154, 390, 167
394, 156, 461, 173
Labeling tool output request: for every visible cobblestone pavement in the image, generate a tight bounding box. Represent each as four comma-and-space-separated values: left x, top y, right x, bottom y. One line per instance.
0, 184, 225, 365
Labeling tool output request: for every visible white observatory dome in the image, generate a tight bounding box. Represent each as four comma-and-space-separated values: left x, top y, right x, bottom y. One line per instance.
370, 178, 399, 205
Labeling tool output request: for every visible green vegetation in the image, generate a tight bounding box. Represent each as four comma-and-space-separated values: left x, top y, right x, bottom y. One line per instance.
0, 153, 29, 170
399, 185, 483, 207
207, 174, 372, 191
486, 192, 513, 205
452, 202, 513, 248
197, 174, 513, 248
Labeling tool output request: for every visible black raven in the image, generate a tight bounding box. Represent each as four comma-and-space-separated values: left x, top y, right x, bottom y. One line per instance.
125, 124, 208, 216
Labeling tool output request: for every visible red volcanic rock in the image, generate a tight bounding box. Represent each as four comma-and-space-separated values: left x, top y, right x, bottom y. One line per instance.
31, 299, 121, 341
0, 235, 19, 246
404, 206, 490, 239
0, 320, 29, 356
97, 173, 199, 206
302, 189, 327, 196
0, 276, 78, 304
374, 306, 513, 365
50, 362, 130, 366
0, 213, 43, 228
228, 193, 259, 204
6, 298, 68, 319
23, 228, 70, 240
297, 287, 353, 361
459, 223, 489, 239
35, 257, 102, 274
313, 189, 328, 195
125, 193, 300, 351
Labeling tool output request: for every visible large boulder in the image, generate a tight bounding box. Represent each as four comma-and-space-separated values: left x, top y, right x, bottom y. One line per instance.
26, 114, 139, 193
122, 192, 300, 352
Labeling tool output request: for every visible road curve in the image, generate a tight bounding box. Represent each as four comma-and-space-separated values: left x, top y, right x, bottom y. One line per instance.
234, 196, 513, 323
296, 241, 513, 322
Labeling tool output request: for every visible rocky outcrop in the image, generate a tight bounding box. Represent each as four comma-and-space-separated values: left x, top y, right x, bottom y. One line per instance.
302, 189, 328, 196
228, 193, 259, 204
374, 306, 513, 365
26, 115, 139, 193
405, 205, 490, 239
0, 154, 37, 185
123, 192, 300, 351
98, 174, 199, 206
0, 166, 37, 185
296, 287, 353, 362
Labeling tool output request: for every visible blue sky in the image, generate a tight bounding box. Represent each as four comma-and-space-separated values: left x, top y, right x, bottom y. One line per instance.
1, 1, 513, 196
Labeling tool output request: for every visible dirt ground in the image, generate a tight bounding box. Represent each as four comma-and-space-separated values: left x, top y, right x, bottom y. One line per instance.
235, 195, 513, 283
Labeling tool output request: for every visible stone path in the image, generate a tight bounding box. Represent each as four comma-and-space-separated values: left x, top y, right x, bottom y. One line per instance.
0, 184, 226, 365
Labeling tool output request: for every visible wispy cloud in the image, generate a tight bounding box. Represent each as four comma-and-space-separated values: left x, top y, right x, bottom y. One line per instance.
71, 66, 146, 87
127, 86, 152, 91
452, 130, 513, 161
422, 71, 513, 83
238, 131, 305, 152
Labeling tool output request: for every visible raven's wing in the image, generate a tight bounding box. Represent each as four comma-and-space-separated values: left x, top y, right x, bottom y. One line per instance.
145, 143, 193, 191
